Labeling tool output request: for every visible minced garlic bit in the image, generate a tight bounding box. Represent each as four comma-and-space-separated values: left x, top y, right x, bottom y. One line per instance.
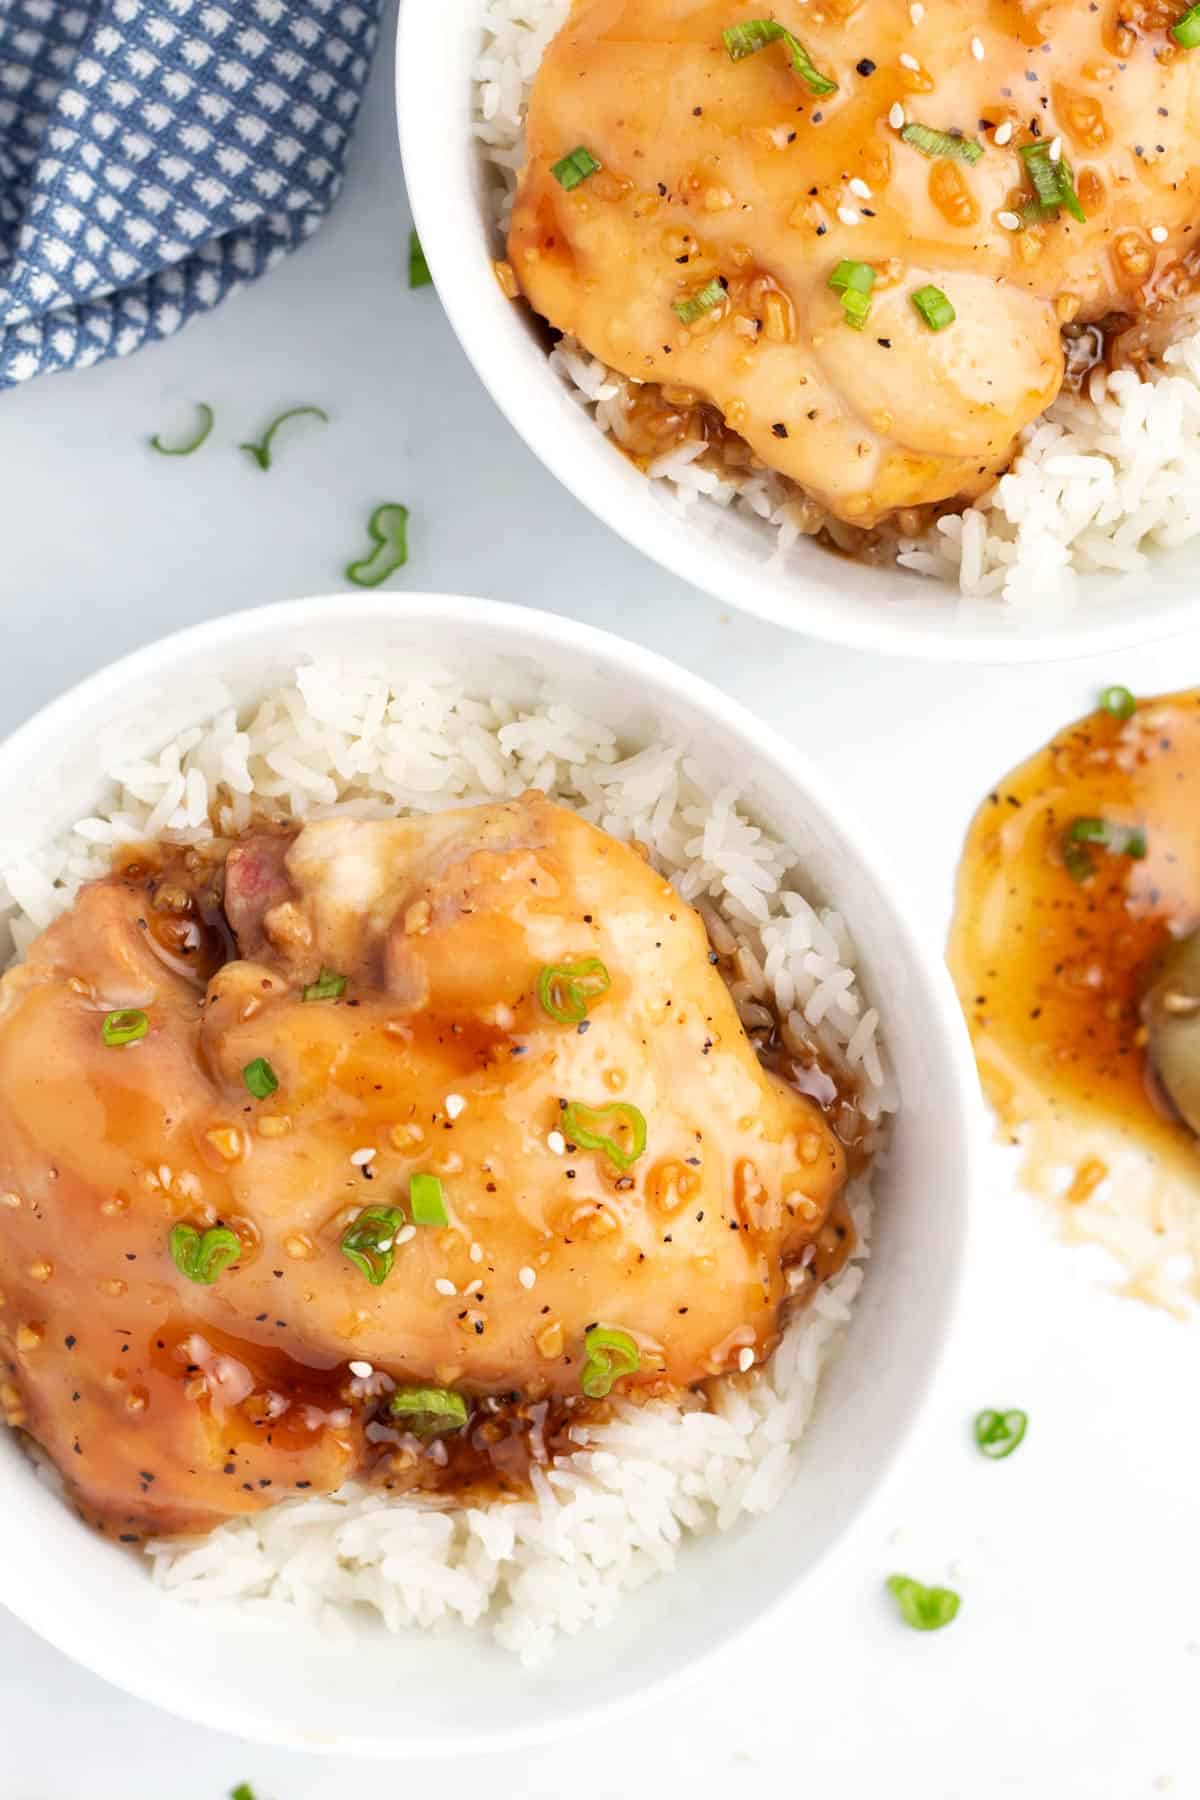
205, 1127, 243, 1162
258, 1114, 291, 1138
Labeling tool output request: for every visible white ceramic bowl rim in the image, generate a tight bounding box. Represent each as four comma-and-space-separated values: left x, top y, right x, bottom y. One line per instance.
396, 2, 1199, 664
0, 594, 981, 1757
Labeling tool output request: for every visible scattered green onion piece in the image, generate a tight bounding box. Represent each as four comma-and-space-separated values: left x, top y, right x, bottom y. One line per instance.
839, 287, 872, 329
537, 957, 612, 1024
102, 1007, 149, 1047
1019, 141, 1086, 224
242, 1056, 279, 1100
345, 502, 409, 589
974, 1408, 1028, 1460
410, 1172, 449, 1227
1062, 841, 1095, 884
1100, 684, 1136, 721
551, 145, 602, 190
408, 228, 433, 288
887, 1574, 960, 1631
230, 1786, 256, 1800
900, 122, 983, 163
911, 284, 956, 332
1063, 816, 1147, 873
150, 402, 214, 456
169, 1223, 242, 1286
302, 966, 347, 1002
1172, 2, 1200, 45
239, 405, 329, 472
828, 259, 876, 329
560, 1100, 647, 1171
580, 1325, 641, 1399
721, 18, 837, 96
388, 1385, 468, 1437
672, 277, 726, 325
1125, 827, 1148, 860
341, 1205, 406, 1286
1068, 816, 1109, 844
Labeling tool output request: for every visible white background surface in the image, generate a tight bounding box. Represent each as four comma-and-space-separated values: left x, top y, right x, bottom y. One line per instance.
1, 7, 1198, 1796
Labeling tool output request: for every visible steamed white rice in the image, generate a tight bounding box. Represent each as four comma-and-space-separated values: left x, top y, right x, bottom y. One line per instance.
473, 0, 1200, 610
0, 658, 893, 1665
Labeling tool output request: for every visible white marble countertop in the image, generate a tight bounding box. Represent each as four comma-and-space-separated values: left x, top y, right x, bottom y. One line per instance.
1, 8, 1198, 1796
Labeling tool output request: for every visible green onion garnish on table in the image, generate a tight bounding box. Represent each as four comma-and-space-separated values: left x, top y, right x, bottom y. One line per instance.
149, 402, 214, 456
828, 259, 876, 329
345, 503, 409, 589
169, 1223, 242, 1285
1019, 141, 1086, 224
242, 1056, 278, 1099
537, 958, 611, 1024
900, 122, 983, 163
341, 1205, 406, 1285
551, 146, 601, 190
580, 1325, 641, 1398
560, 1100, 647, 1170
974, 1407, 1028, 1459
1172, 3, 1200, 44
911, 284, 955, 331
672, 277, 725, 325
410, 1172, 449, 1227
239, 405, 329, 471
408, 228, 433, 288
389, 1385, 468, 1436
302, 966, 347, 1001
1100, 684, 1136, 720
887, 1574, 960, 1631
721, 19, 837, 96
101, 1007, 148, 1047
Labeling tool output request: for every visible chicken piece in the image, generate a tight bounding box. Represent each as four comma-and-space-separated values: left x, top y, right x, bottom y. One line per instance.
510, 0, 1200, 526
0, 796, 848, 1534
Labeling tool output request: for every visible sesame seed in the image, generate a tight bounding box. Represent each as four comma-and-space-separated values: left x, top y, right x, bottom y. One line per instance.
469, 1241, 483, 1263
738, 1346, 755, 1372
899, 52, 920, 71
350, 1147, 375, 1166
348, 1360, 373, 1378
434, 1278, 457, 1297
547, 1130, 566, 1155
998, 210, 1022, 231
445, 1094, 466, 1120
837, 205, 860, 226
848, 176, 872, 199
888, 102, 905, 130
1151, 224, 1168, 243
395, 1224, 417, 1248
971, 34, 984, 58
518, 1266, 536, 1290
1049, 135, 1062, 163
909, 1, 924, 19
993, 121, 1013, 146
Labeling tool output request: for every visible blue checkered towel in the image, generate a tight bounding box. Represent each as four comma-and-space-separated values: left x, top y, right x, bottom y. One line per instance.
0, 0, 382, 388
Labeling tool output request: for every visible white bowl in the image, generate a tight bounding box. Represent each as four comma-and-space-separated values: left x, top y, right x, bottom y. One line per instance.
0, 595, 976, 1755
397, 1, 1198, 664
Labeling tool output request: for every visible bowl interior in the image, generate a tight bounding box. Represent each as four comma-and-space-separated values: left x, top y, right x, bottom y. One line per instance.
0, 597, 973, 1755
397, 0, 1197, 664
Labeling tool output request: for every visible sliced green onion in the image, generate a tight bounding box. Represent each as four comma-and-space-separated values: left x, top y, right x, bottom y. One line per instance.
1100, 684, 1136, 720
408, 228, 433, 288
887, 1574, 960, 1631
150, 402, 214, 456
672, 277, 726, 325
911, 285, 956, 331
974, 1408, 1028, 1459
551, 146, 602, 190
537, 958, 612, 1024
560, 1100, 648, 1171
1063, 841, 1095, 884
410, 1172, 448, 1227
1063, 816, 1147, 876
345, 502, 409, 589
1019, 141, 1086, 224
900, 122, 983, 163
239, 405, 329, 472
1068, 816, 1109, 844
721, 18, 837, 96
1124, 827, 1148, 860
1172, 3, 1200, 45
230, 1786, 256, 1800
388, 1385, 468, 1437
302, 966, 347, 1002
169, 1223, 242, 1285
102, 1008, 148, 1047
242, 1056, 278, 1100
839, 287, 872, 329
828, 259, 876, 329
580, 1325, 641, 1399
341, 1205, 406, 1285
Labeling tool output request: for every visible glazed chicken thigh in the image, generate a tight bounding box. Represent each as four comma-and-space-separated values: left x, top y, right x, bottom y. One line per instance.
0, 795, 848, 1534
509, 0, 1200, 526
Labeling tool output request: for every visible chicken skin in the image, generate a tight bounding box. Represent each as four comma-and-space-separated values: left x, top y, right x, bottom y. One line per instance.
510, 0, 1200, 526
0, 796, 848, 1535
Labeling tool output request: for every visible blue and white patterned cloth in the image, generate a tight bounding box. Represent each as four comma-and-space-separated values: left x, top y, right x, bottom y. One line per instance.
0, 0, 382, 388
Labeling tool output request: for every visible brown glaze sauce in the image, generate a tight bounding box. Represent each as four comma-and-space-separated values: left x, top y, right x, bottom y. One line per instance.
4, 832, 867, 1533
949, 689, 1200, 1311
